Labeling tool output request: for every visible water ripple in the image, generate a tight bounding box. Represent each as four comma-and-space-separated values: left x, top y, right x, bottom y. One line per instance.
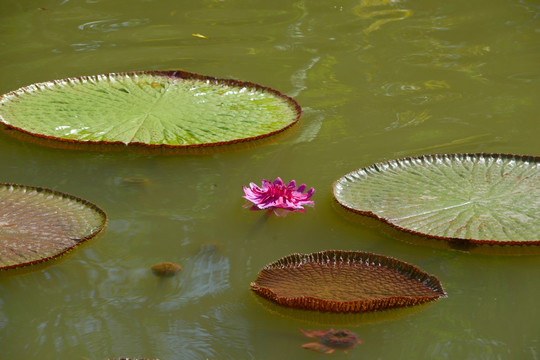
78, 18, 150, 33
507, 71, 540, 83
70, 40, 104, 52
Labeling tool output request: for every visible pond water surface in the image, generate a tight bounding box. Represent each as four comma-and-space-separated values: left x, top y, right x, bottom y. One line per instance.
0, 0, 539, 359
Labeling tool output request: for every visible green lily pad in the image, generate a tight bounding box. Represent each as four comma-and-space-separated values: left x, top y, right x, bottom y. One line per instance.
0, 71, 301, 151
333, 153, 540, 247
0, 184, 107, 271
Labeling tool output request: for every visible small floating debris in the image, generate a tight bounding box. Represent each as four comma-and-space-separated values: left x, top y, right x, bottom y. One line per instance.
151, 262, 182, 277
191, 33, 208, 39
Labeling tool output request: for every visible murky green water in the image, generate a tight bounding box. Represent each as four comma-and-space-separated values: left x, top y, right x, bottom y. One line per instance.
1, 0, 539, 359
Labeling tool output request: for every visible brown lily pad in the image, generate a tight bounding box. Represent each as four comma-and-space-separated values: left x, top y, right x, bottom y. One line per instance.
0, 184, 107, 272
250, 250, 446, 313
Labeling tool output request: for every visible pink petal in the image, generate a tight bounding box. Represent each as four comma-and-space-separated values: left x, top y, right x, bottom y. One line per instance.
272, 177, 284, 186
286, 180, 297, 190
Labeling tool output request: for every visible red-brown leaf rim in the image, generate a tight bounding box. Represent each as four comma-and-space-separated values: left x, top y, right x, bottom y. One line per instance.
250, 250, 446, 313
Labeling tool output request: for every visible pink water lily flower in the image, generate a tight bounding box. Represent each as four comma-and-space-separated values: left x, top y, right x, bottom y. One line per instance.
243, 177, 315, 215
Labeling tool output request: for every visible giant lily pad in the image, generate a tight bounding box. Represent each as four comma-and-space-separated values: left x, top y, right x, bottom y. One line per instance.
333, 154, 539, 247
0, 184, 107, 271
250, 250, 446, 313
0, 71, 301, 151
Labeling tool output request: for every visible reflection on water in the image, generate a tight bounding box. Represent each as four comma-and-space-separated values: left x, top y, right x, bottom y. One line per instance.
70, 39, 105, 52
0, 0, 539, 358
0, 298, 7, 332
152, 303, 255, 359
153, 243, 231, 312
180, 244, 230, 300
153, 319, 218, 359
385, 109, 431, 129
353, 0, 413, 36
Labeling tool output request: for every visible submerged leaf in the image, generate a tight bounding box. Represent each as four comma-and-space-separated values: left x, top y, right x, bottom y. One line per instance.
301, 328, 363, 354
0, 184, 107, 271
333, 153, 540, 247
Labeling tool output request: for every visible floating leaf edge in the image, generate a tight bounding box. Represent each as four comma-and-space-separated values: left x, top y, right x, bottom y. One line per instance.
332, 152, 540, 248
250, 250, 446, 313
0, 183, 108, 271
0, 70, 302, 151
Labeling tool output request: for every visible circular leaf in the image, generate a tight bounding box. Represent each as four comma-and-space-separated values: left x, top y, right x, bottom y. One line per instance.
0, 184, 107, 271
333, 153, 540, 246
251, 250, 446, 313
0, 71, 301, 150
